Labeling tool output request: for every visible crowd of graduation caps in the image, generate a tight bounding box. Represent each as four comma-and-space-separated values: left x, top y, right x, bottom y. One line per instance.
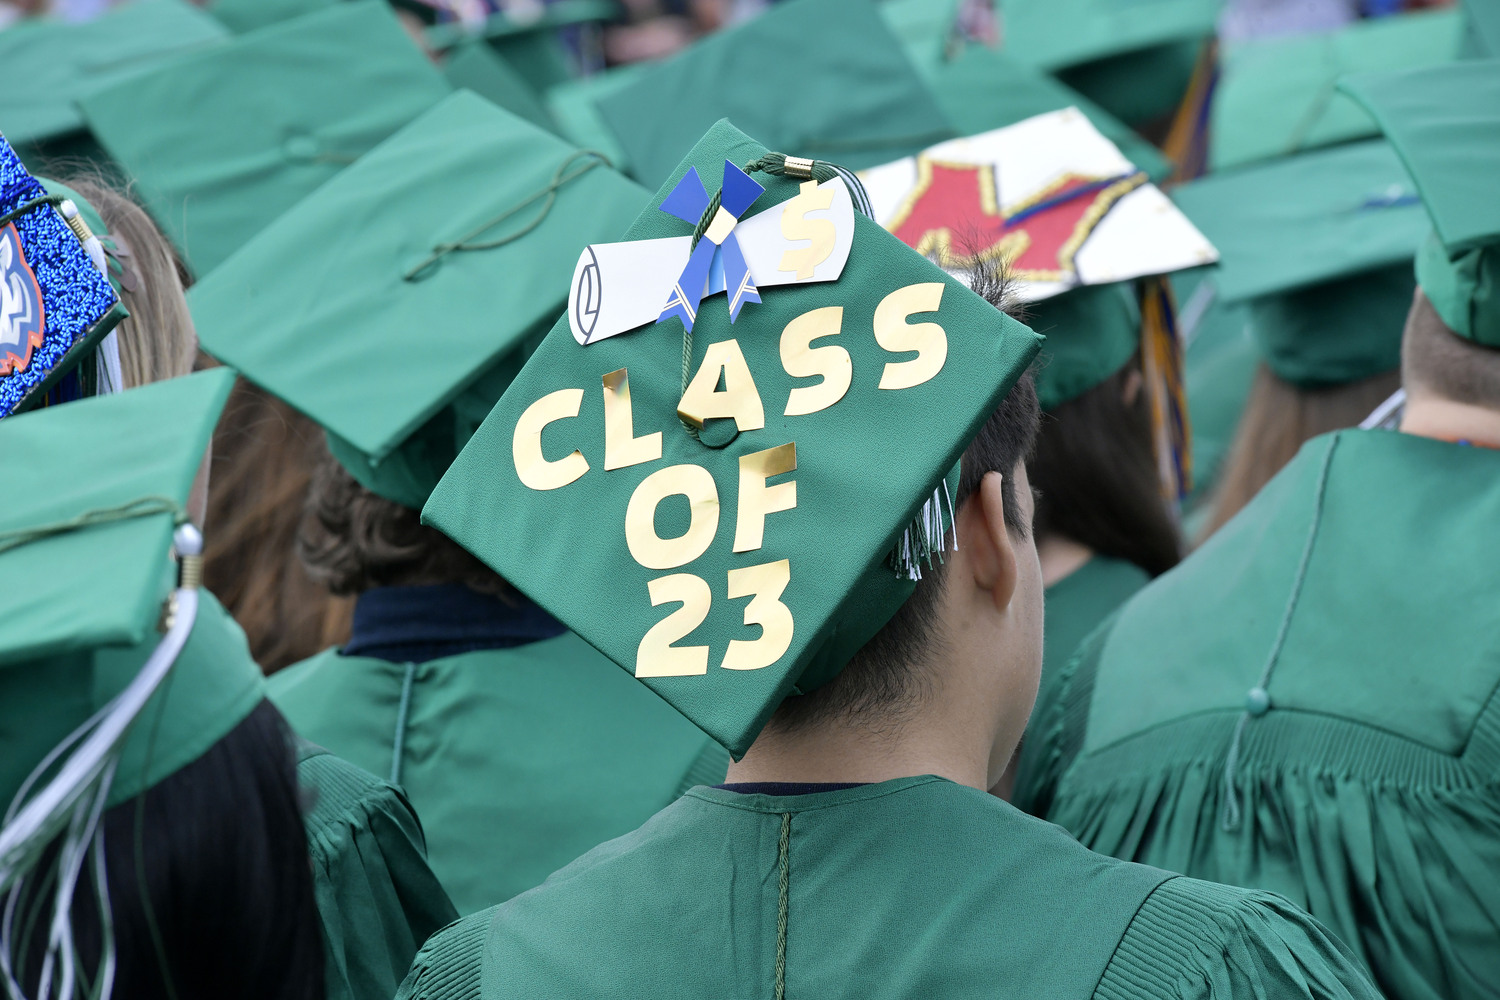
1, 0, 1497, 998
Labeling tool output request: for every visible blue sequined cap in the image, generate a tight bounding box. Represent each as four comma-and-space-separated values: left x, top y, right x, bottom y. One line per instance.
0, 134, 122, 418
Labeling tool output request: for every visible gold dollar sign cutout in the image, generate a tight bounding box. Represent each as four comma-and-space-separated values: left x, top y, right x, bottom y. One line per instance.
778, 180, 836, 280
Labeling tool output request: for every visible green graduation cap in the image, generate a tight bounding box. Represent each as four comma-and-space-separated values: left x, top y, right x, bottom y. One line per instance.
1027, 282, 1139, 411
77, 0, 451, 277
208, 0, 338, 34
423, 0, 616, 93
545, 64, 651, 176
880, 0, 965, 82
1210, 8, 1464, 172
591, 0, 957, 189
0, 0, 225, 159
1341, 60, 1500, 349
442, 39, 555, 131
422, 120, 1040, 757
1462, 0, 1500, 57
1173, 139, 1430, 387
192, 90, 648, 511
928, 44, 1173, 184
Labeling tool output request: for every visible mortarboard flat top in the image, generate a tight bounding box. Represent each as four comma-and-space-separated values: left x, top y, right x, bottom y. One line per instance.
0, 0, 226, 149
1342, 59, 1500, 348
77, 0, 451, 277
424, 120, 1040, 757
545, 65, 650, 176
1210, 8, 1464, 171
592, 0, 957, 189
1461, 0, 1500, 57
442, 39, 554, 131
997, 0, 1219, 72
208, 0, 338, 34
0, 368, 234, 667
1173, 139, 1428, 304
191, 91, 649, 507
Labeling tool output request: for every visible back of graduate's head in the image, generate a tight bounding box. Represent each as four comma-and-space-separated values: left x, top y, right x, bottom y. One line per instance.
1402, 287, 1500, 412
769, 261, 1042, 744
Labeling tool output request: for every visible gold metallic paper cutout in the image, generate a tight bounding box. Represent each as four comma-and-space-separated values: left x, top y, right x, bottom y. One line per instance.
625, 463, 721, 570
512, 388, 589, 491
778, 180, 837, 280
874, 282, 948, 390
677, 339, 766, 431
721, 559, 793, 672
733, 442, 797, 553
636, 573, 712, 677
779, 306, 850, 416
603, 368, 663, 471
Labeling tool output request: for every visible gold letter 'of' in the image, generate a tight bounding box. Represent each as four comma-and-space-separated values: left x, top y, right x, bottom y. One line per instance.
677, 340, 766, 431
603, 368, 662, 471
625, 464, 721, 570
780, 307, 850, 416
513, 388, 588, 490
734, 443, 797, 553
875, 282, 948, 390
778, 180, 837, 280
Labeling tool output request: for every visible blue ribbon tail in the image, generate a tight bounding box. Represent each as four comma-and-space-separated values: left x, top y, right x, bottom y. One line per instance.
721, 235, 759, 323
660, 238, 716, 332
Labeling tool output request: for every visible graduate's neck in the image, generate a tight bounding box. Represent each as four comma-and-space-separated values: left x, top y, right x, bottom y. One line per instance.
1037, 532, 1093, 587
1400, 394, 1500, 450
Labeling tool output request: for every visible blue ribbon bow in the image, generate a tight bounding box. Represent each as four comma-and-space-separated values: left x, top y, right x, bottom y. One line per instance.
658, 160, 765, 332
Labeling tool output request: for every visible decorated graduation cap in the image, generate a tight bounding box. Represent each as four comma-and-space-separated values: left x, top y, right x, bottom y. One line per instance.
590, 0, 957, 189
423, 120, 1040, 757
0, 369, 267, 984
0, 0, 226, 162
77, 0, 451, 277
1174, 139, 1430, 387
1210, 8, 1464, 172
0, 135, 128, 420
858, 109, 1214, 495
1341, 60, 1500, 350
192, 91, 648, 510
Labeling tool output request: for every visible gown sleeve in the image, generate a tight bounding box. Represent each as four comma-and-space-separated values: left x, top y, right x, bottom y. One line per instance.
1097, 876, 1383, 1000
297, 742, 461, 1000
395, 908, 494, 1000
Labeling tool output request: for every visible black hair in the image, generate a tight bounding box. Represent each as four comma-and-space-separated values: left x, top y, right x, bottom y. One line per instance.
769, 260, 1042, 734
5, 700, 325, 1000
1402, 289, 1500, 409
1030, 360, 1181, 577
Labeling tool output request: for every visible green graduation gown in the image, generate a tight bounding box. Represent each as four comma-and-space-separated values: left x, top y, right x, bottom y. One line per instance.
1043, 555, 1151, 695
397, 777, 1379, 999
270, 631, 729, 915
1015, 428, 1500, 1000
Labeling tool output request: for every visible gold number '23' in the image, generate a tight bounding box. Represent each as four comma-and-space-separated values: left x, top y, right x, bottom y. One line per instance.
636, 559, 792, 677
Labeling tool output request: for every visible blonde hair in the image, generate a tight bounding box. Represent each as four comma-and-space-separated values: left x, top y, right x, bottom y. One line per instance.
57, 176, 196, 387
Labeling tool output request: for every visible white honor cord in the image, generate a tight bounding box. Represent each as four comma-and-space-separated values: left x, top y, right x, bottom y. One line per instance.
94, 333, 124, 397
1359, 388, 1406, 431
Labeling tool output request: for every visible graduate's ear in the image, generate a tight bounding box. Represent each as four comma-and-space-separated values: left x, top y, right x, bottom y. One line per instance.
961, 470, 1020, 613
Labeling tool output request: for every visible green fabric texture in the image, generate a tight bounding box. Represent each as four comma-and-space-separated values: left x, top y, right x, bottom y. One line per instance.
1341, 60, 1500, 348
1210, 9, 1464, 171
544, 65, 648, 175
271, 635, 728, 915
591, 0, 957, 188
879, 0, 962, 81
77, 1, 451, 278
397, 777, 1379, 1000
997, 0, 1218, 71
1177, 268, 1257, 513
442, 40, 554, 132
1027, 283, 1140, 410
927, 44, 1173, 183
423, 119, 1041, 757
1041, 555, 1149, 697
1014, 428, 1500, 1000
1173, 140, 1428, 386
296, 742, 460, 1000
1463, 0, 1500, 56
1055, 37, 1203, 128
0, 369, 255, 808
0, 0, 226, 148
209, 0, 338, 33
192, 91, 648, 509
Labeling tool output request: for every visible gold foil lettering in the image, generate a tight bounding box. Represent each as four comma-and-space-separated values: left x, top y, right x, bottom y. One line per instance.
512, 388, 588, 491
780, 307, 851, 416
636, 573, 712, 677
603, 368, 662, 471
874, 282, 948, 390
779, 180, 837, 279
624, 464, 720, 570
721, 559, 793, 671
677, 339, 766, 431
733, 443, 797, 553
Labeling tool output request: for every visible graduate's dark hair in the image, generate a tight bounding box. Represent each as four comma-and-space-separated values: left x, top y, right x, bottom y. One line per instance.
769, 260, 1041, 734
1030, 358, 1181, 577
1402, 288, 1500, 409
4, 700, 325, 1000
299, 444, 510, 599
